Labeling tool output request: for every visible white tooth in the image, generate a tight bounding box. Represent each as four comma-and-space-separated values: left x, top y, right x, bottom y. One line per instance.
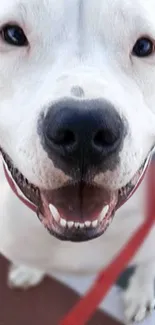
67, 221, 74, 228
92, 220, 98, 228
60, 218, 67, 227
75, 222, 80, 228
49, 204, 60, 222
85, 221, 91, 227
103, 205, 109, 215
99, 214, 104, 222
99, 205, 109, 221
79, 223, 84, 229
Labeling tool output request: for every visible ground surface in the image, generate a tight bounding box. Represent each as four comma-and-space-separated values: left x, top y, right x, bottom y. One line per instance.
0, 254, 121, 325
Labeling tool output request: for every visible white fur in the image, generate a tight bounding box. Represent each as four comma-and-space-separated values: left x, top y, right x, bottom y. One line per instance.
123, 261, 155, 322
8, 264, 44, 289
0, 0, 155, 323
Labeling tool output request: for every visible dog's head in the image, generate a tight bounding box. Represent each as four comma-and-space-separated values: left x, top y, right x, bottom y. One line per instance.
1, 0, 155, 241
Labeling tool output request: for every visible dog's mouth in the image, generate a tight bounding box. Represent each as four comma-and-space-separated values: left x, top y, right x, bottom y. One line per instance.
1, 151, 151, 242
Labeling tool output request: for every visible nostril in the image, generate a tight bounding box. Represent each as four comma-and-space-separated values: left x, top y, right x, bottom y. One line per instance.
48, 129, 76, 147
93, 129, 119, 148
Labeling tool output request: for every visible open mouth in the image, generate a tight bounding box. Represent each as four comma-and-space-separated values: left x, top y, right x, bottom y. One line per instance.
1, 150, 151, 242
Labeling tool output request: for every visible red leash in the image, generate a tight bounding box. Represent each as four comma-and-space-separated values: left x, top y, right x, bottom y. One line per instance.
60, 162, 155, 325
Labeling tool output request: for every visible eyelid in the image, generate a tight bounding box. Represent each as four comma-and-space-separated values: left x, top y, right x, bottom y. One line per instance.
0, 20, 26, 34
133, 34, 155, 46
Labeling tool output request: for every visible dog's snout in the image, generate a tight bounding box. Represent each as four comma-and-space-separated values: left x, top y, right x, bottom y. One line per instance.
41, 99, 125, 172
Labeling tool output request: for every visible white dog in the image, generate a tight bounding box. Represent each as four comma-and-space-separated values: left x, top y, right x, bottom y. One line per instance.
1, 0, 155, 322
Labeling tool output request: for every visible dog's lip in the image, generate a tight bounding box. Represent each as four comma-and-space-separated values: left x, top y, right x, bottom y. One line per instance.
117, 153, 151, 210
1, 149, 152, 241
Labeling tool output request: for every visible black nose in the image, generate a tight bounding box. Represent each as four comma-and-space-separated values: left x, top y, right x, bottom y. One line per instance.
41, 99, 125, 172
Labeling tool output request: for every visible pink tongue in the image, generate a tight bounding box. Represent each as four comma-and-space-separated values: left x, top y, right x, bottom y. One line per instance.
41, 184, 112, 222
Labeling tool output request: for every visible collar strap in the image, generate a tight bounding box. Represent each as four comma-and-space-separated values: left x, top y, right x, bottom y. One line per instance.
60, 162, 155, 325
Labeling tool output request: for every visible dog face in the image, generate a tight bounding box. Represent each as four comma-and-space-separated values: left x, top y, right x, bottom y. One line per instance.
1, 0, 155, 241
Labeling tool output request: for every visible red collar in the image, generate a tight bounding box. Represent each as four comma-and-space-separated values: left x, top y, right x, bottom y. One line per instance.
60, 162, 155, 325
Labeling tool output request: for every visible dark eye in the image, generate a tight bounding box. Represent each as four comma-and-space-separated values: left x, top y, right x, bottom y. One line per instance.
132, 37, 154, 57
1, 24, 28, 47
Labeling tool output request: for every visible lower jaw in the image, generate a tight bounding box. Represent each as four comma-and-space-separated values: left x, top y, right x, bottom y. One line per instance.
1, 150, 152, 242
43, 224, 113, 242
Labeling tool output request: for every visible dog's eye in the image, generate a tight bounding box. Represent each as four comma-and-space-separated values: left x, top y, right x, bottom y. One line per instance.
1, 25, 28, 47
132, 37, 154, 57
